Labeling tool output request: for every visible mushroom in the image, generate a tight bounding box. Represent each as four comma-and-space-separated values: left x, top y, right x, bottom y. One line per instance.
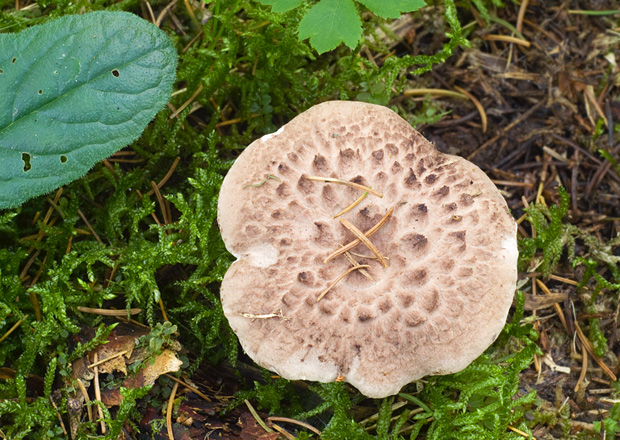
217, 101, 518, 398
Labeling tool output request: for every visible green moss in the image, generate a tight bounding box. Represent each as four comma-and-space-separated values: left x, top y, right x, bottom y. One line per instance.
0, 0, 550, 437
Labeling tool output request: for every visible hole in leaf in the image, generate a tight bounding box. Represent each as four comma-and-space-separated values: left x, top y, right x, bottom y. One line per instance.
12, 57, 17, 64
22, 153, 31, 172
38, 90, 43, 95
0, 69, 3, 74
60, 155, 67, 163
112, 69, 120, 77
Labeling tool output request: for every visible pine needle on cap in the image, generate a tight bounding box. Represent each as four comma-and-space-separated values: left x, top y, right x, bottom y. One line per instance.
343, 250, 374, 281
333, 191, 368, 218
306, 176, 383, 198
316, 265, 370, 302
339, 219, 388, 267
324, 207, 393, 263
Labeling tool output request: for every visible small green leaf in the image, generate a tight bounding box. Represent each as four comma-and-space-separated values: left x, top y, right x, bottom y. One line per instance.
255, 0, 304, 13
356, 0, 426, 19
298, 0, 362, 54
611, 402, 620, 420
0, 11, 178, 209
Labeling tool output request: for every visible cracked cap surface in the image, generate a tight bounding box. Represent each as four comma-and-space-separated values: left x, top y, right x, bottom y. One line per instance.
218, 101, 518, 398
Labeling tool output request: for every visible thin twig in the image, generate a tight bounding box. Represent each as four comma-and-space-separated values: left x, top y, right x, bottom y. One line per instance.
19, 249, 40, 281
271, 424, 296, 440
144, 0, 156, 23
507, 425, 537, 439
402, 88, 467, 99
164, 373, 212, 402
136, 189, 163, 226
516, 0, 529, 33
169, 83, 203, 119
102, 159, 118, 180
45, 196, 65, 219
151, 181, 170, 225
146, 157, 181, 196
467, 99, 545, 160
182, 0, 199, 28
267, 416, 322, 436
183, 29, 204, 53
104, 261, 120, 289
574, 320, 617, 381
76, 378, 94, 423
574, 347, 588, 392
244, 399, 274, 433
584, 86, 608, 128
65, 235, 73, 255
536, 280, 569, 333
0, 316, 26, 344
92, 354, 106, 434
87, 350, 128, 369
155, 0, 178, 27
548, 274, 579, 286
453, 85, 487, 133
491, 180, 535, 188
482, 34, 531, 47
166, 381, 179, 440
78, 209, 102, 244
77, 306, 142, 316
49, 396, 66, 435
159, 298, 169, 322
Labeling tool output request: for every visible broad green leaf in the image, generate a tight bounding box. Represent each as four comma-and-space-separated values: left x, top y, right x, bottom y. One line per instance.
255, 0, 304, 13
0, 11, 178, 209
356, 0, 426, 19
298, 0, 362, 54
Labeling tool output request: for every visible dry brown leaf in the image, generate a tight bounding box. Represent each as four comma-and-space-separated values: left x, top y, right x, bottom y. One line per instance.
100, 349, 183, 406
124, 349, 183, 389
71, 323, 182, 407
89, 325, 149, 374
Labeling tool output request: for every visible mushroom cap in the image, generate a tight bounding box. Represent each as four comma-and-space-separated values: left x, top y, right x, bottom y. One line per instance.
218, 101, 518, 398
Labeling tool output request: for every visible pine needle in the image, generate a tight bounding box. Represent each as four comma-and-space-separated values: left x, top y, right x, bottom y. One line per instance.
306, 176, 383, 197
339, 218, 388, 267
324, 207, 393, 263
316, 265, 370, 302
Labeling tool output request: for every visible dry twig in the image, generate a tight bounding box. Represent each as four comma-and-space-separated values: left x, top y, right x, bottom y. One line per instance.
166, 381, 179, 440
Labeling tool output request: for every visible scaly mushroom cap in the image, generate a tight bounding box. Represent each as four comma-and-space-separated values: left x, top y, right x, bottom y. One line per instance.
218, 101, 518, 398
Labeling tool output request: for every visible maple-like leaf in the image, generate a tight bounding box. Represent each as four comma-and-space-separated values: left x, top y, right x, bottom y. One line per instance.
298, 0, 362, 54
257, 0, 427, 54
357, 0, 426, 19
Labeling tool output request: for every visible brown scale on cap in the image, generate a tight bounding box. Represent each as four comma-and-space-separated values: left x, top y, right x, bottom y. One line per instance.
217, 101, 518, 398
